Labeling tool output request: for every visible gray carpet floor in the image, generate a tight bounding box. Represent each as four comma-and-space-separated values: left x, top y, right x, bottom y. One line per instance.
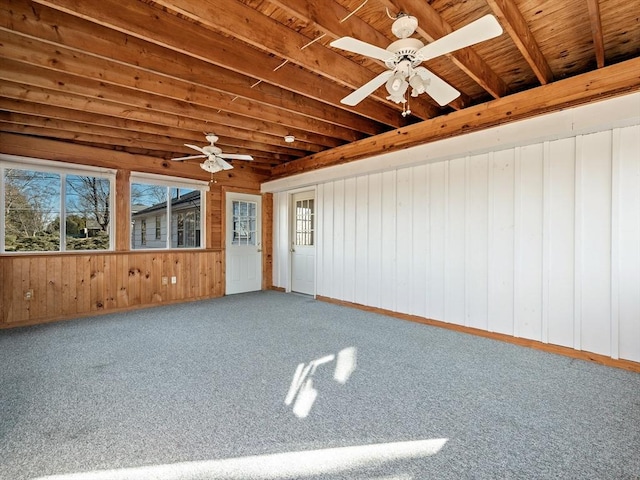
1, 290, 639, 480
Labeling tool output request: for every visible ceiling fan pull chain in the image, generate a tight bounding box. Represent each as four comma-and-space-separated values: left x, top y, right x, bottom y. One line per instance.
402, 92, 411, 117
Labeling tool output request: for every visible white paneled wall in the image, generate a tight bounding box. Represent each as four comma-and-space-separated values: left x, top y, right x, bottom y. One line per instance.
271, 124, 640, 362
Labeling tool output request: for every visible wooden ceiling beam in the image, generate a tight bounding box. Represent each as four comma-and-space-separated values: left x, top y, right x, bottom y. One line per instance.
0, 132, 272, 186
485, 0, 554, 84
0, 113, 198, 155
0, 0, 389, 136
263, 0, 468, 111
0, 112, 294, 164
0, 122, 199, 158
151, 0, 437, 120
0, 83, 324, 157
377, 0, 508, 98
586, 0, 606, 68
0, 32, 359, 144
29, 0, 409, 127
0, 97, 200, 144
272, 57, 640, 178
0, 127, 279, 171
0, 96, 219, 149
0, 62, 337, 152
0, 97, 303, 157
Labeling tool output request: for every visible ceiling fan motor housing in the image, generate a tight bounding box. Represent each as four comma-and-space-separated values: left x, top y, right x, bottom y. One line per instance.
202, 145, 223, 155
391, 14, 418, 39
385, 38, 425, 69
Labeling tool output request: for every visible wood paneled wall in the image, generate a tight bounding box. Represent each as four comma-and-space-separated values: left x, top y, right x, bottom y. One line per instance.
0, 250, 223, 327
0, 135, 270, 328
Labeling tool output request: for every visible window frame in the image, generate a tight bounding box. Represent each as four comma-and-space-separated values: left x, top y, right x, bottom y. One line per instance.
0, 154, 116, 254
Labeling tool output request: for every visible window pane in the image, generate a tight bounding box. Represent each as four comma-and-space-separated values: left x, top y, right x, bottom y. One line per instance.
232, 200, 256, 246
171, 188, 200, 248
294, 197, 314, 246
4, 168, 60, 252
65, 175, 110, 251
130, 182, 203, 250
131, 183, 168, 249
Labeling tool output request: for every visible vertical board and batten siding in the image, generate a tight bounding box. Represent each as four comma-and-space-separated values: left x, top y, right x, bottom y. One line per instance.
301, 125, 640, 362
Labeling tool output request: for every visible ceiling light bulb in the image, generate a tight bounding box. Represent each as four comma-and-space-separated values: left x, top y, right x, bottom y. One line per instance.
201, 159, 223, 174
409, 74, 426, 96
284, 135, 295, 143
385, 72, 408, 104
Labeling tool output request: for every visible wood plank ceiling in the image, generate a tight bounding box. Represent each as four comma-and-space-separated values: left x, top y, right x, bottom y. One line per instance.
0, 0, 639, 177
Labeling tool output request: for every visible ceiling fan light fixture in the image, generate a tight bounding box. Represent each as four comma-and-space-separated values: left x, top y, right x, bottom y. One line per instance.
409, 74, 428, 96
284, 135, 295, 143
385, 72, 408, 103
200, 158, 224, 174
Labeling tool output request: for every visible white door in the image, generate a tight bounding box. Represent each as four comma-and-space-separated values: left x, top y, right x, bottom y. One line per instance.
291, 191, 315, 295
226, 193, 262, 294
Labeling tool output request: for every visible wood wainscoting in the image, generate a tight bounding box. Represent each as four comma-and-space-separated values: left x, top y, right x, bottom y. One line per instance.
0, 250, 223, 328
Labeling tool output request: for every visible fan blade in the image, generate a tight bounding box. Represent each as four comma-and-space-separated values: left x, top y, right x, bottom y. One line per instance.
414, 67, 460, 106
416, 14, 503, 62
184, 143, 206, 154
220, 154, 254, 161
172, 154, 206, 161
330, 37, 394, 63
341, 70, 394, 106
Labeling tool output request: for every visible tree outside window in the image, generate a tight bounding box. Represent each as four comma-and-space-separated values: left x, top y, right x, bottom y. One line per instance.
2, 167, 112, 252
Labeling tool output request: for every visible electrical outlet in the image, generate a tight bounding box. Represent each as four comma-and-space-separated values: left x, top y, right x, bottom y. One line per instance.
162, 277, 168, 286
171, 276, 177, 284
24, 289, 33, 300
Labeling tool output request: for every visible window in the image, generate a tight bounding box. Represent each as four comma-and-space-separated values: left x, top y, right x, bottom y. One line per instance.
231, 200, 257, 246
1, 155, 114, 253
141, 219, 147, 246
176, 211, 201, 248
130, 173, 207, 250
295, 198, 314, 246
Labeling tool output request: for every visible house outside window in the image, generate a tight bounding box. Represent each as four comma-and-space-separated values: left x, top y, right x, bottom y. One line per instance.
130, 174, 207, 250
141, 219, 147, 246
177, 211, 200, 247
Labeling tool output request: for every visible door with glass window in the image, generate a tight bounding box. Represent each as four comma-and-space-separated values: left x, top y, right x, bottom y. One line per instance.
225, 193, 262, 294
291, 191, 315, 295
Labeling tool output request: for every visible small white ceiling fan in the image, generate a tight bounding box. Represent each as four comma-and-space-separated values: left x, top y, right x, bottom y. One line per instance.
172, 134, 253, 173
330, 13, 503, 111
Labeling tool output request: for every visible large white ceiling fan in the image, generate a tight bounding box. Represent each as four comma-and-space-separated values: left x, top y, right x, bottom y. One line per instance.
330, 13, 503, 111
172, 134, 253, 173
